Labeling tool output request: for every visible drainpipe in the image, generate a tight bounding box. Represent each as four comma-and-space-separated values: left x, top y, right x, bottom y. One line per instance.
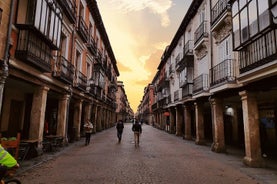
0, 0, 15, 116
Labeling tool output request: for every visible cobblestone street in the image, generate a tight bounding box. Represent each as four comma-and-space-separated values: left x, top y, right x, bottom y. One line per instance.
17, 123, 277, 184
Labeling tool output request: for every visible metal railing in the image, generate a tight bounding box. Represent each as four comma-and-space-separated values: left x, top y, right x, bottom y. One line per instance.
210, 59, 236, 86
193, 74, 209, 93
239, 29, 277, 73
194, 21, 208, 45
211, 0, 229, 25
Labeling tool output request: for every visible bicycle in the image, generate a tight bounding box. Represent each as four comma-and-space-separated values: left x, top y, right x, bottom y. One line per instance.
0, 165, 21, 184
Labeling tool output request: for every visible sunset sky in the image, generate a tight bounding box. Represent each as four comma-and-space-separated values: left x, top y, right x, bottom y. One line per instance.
97, 0, 192, 112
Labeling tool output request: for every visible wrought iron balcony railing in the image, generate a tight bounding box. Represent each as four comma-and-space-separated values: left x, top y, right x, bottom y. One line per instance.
57, 0, 76, 23
182, 84, 193, 98
15, 29, 52, 72
77, 16, 89, 42
211, 0, 230, 25
239, 30, 277, 74
210, 59, 236, 86
76, 71, 87, 91
53, 56, 75, 84
194, 21, 208, 46
87, 36, 97, 56
193, 74, 209, 93
174, 90, 179, 102
184, 40, 194, 55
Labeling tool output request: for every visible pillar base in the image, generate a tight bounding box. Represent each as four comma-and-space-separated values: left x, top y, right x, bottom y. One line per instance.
211, 143, 226, 153
195, 139, 205, 145
243, 156, 265, 168
184, 135, 192, 140
176, 132, 182, 137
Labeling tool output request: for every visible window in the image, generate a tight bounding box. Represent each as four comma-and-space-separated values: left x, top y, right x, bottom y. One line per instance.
17, 0, 62, 49
218, 36, 232, 62
258, 0, 270, 31
240, 8, 249, 43
179, 68, 187, 86
239, 0, 247, 8
60, 33, 68, 58
232, 0, 273, 50
75, 50, 82, 70
249, 0, 258, 36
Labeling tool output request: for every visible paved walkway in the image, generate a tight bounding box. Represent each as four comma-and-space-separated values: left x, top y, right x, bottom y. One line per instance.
16, 124, 277, 184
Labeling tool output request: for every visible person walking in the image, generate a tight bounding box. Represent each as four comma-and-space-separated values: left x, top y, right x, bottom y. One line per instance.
116, 120, 124, 142
84, 119, 93, 146
132, 120, 142, 146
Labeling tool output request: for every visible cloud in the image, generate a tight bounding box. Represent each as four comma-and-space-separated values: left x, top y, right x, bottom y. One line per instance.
117, 61, 132, 73
111, 0, 173, 27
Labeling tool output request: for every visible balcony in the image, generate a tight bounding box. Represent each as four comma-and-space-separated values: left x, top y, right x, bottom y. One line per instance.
16, 0, 62, 50
176, 40, 194, 72
157, 76, 169, 91
15, 29, 52, 72
194, 21, 209, 59
193, 74, 209, 93
210, 59, 236, 86
77, 16, 89, 42
211, 0, 232, 43
167, 95, 172, 104
169, 64, 174, 78
152, 103, 158, 111
194, 21, 208, 47
95, 49, 103, 64
239, 30, 277, 74
57, 0, 76, 24
211, 0, 231, 26
87, 36, 97, 56
53, 56, 75, 84
174, 90, 180, 102
95, 86, 102, 99
182, 84, 193, 99
75, 71, 87, 91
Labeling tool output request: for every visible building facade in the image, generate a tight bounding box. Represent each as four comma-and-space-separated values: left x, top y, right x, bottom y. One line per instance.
0, 0, 120, 153
138, 0, 277, 167
116, 81, 133, 122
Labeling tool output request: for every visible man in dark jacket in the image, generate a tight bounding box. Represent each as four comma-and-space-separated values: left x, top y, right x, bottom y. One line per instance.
132, 120, 142, 146
116, 120, 124, 142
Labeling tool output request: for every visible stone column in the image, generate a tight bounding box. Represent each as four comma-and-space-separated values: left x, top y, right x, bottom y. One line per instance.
57, 94, 70, 142
232, 106, 239, 144
184, 105, 192, 140
169, 107, 175, 134
0, 71, 8, 117
96, 106, 102, 131
194, 102, 205, 145
92, 104, 97, 133
239, 91, 264, 167
73, 99, 83, 140
29, 86, 49, 151
84, 102, 92, 122
210, 98, 226, 153
176, 106, 183, 136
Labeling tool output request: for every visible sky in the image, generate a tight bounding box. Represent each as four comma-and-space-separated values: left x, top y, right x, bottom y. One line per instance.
97, 0, 193, 112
